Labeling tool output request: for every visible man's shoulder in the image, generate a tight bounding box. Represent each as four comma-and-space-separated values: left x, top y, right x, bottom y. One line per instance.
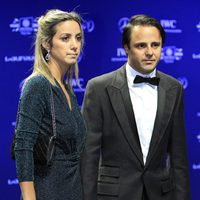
157, 70, 182, 88
90, 71, 115, 82
88, 66, 124, 86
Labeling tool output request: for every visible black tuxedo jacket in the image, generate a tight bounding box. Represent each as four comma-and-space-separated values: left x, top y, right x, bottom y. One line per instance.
81, 65, 190, 200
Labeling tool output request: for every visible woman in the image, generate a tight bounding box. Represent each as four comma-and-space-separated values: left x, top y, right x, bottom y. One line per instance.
14, 9, 85, 200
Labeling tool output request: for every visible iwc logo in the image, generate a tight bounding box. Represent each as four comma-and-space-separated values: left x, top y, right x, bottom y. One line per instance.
160, 19, 182, 33
111, 48, 127, 62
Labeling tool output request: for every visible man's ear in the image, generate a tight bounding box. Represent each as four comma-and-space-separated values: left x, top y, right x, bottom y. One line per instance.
41, 40, 50, 50
124, 44, 129, 55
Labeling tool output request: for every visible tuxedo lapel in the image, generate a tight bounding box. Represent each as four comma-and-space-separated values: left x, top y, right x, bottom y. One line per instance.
106, 66, 144, 165
145, 72, 178, 168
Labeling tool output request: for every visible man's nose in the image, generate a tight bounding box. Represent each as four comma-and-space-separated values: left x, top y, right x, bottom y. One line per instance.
145, 46, 153, 57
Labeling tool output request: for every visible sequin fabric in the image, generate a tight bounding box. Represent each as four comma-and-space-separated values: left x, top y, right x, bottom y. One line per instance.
14, 74, 86, 200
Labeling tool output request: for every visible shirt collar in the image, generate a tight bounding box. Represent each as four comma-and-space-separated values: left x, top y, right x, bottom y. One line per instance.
126, 63, 157, 88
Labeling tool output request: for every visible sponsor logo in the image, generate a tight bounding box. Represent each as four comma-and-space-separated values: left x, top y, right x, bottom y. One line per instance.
177, 77, 188, 89
192, 164, 200, 170
10, 17, 95, 35
10, 17, 38, 35
111, 48, 127, 62
197, 134, 200, 143
8, 178, 19, 185
72, 78, 85, 92
196, 21, 200, 32
160, 19, 182, 33
118, 17, 129, 33
192, 53, 200, 59
82, 20, 95, 33
161, 46, 183, 63
5, 55, 34, 62
12, 122, 16, 127
5, 53, 82, 63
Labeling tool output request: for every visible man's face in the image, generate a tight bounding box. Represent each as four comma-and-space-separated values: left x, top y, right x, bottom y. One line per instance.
125, 25, 162, 74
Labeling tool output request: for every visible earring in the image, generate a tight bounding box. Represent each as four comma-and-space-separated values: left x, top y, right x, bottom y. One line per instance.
45, 49, 50, 61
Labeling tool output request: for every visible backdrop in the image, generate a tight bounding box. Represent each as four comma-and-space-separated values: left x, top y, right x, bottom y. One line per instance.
1, 0, 200, 199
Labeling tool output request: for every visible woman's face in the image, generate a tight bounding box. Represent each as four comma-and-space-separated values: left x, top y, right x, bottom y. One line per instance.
50, 20, 82, 68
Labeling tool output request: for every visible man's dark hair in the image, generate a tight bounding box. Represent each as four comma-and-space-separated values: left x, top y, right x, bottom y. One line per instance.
122, 14, 165, 49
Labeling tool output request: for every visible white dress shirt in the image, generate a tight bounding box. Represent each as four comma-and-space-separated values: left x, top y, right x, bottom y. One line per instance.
126, 63, 158, 164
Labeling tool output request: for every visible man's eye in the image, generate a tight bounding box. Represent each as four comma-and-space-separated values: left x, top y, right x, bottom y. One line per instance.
136, 43, 146, 49
152, 43, 160, 48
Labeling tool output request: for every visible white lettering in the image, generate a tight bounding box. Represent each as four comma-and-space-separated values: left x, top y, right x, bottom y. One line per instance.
117, 48, 126, 57
8, 178, 19, 185
160, 20, 176, 28
192, 53, 200, 59
4, 56, 34, 62
193, 164, 200, 170
71, 78, 84, 88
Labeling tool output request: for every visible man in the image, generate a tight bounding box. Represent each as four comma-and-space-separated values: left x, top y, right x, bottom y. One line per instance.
81, 15, 190, 200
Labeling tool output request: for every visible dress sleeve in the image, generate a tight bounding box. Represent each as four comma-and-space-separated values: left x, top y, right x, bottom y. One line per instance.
14, 75, 48, 182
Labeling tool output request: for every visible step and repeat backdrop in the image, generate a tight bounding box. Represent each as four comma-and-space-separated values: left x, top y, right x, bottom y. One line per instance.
0, 0, 200, 199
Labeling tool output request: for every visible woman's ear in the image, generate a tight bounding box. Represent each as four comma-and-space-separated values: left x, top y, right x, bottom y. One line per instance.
41, 39, 50, 51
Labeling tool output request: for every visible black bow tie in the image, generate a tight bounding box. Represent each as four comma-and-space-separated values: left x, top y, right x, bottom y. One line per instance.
134, 75, 160, 86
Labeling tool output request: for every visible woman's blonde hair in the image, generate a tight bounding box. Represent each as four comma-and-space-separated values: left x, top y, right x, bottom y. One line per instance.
30, 9, 84, 86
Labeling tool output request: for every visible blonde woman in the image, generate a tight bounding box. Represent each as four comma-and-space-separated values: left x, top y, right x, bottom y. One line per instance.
14, 9, 85, 200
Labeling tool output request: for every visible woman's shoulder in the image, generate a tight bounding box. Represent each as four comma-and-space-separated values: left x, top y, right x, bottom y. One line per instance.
25, 73, 49, 86
22, 74, 50, 95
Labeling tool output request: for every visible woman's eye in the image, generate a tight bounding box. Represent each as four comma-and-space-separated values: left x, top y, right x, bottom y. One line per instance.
76, 35, 82, 41
61, 37, 69, 41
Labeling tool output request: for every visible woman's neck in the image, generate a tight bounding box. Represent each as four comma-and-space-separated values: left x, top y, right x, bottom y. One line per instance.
48, 59, 68, 85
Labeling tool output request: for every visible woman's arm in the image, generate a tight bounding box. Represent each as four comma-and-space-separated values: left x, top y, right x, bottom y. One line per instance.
20, 182, 36, 200
15, 75, 49, 199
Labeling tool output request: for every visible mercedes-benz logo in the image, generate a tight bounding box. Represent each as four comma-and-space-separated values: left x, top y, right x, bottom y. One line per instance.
118, 17, 129, 33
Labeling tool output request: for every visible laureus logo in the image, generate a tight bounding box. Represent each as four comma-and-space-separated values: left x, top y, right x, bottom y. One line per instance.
161, 46, 183, 63
10, 17, 38, 35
